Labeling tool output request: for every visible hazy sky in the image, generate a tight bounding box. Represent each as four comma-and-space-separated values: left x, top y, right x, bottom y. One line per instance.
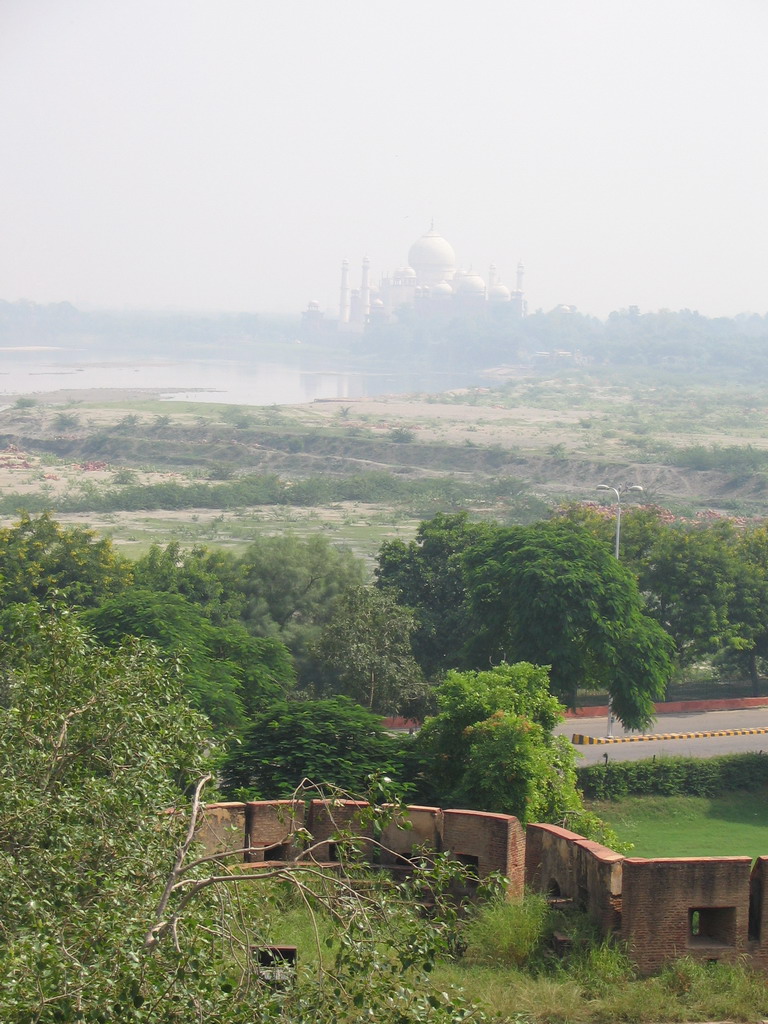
2, 0, 767, 318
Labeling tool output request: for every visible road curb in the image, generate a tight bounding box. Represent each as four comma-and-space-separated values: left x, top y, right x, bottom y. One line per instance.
572, 727, 768, 745
566, 696, 768, 719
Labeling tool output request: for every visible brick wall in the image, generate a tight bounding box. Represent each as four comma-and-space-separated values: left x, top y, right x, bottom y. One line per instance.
197, 801, 768, 977
443, 809, 526, 898
306, 800, 375, 861
524, 824, 622, 933
195, 802, 247, 860
525, 823, 586, 899
245, 800, 305, 863
380, 806, 443, 865
620, 857, 753, 974
749, 856, 768, 970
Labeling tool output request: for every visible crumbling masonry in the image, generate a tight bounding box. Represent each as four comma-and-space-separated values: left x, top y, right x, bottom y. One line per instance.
197, 800, 768, 975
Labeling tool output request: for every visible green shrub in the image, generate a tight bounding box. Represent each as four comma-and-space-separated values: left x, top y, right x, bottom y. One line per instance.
463, 891, 549, 967
578, 751, 768, 800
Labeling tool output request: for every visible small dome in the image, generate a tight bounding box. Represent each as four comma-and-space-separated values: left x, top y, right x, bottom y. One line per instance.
408, 229, 456, 285
454, 269, 486, 295
489, 283, 511, 301
431, 280, 453, 296
372, 297, 384, 307
392, 266, 417, 285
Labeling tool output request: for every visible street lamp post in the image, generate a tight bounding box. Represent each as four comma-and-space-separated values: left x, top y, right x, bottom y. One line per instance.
596, 483, 644, 736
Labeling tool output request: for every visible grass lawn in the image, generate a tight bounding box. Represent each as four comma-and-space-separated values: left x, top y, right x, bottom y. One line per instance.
589, 790, 768, 858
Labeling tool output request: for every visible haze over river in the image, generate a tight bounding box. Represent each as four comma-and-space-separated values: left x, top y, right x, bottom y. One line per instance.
0, 349, 485, 407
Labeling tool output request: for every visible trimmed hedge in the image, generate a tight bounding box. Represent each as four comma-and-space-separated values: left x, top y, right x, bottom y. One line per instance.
577, 752, 768, 800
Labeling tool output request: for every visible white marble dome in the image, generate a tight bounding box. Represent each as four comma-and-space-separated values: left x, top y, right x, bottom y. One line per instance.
407, 229, 457, 286
454, 269, 486, 295
489, 283, 511, 301
431, 280, 454, 296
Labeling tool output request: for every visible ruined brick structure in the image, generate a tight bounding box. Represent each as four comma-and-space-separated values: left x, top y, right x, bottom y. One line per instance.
525, 822, 768, 974
197, 801, 768, 975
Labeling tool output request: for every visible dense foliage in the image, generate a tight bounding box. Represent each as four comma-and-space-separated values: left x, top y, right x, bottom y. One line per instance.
0, 607, 489, 1023
82, 590, 295, 731
0, 512, 132, 607
310, 586, 427, 715
578, 751, 768, 800
411, 664, 581, 825
379, 512, 673, 729
0, 607, 224, 1021
221, 696, 402, 798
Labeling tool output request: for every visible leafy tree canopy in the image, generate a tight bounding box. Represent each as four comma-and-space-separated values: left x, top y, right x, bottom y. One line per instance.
133, 540, 245, 625
0, 511, 131, 609
311, 586, 428, 716
413, 663, 581, 825
0, 605, 228, 1022
221, 695, 401, 799
463, 519, 674, 729
237, 533, 366, 635
376, 512, 493, 676
81, 589, 295, 733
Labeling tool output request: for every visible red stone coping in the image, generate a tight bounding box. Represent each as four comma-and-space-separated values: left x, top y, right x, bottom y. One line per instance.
622, 855, 753, 866
386, 696, 768, 731
526, 823, 623, 862
566, 696, 768, 718
443, 807, 519, 824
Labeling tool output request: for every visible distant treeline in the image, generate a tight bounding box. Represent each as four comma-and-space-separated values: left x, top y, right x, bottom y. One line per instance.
363, 304, 768, 376
5, 299, 768, 375
0, 470, 544, 519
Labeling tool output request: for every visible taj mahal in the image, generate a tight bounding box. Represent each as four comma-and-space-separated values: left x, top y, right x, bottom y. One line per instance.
303, 225, 525, 332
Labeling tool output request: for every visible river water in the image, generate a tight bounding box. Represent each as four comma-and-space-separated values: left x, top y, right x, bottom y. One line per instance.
0, 348, 485, 406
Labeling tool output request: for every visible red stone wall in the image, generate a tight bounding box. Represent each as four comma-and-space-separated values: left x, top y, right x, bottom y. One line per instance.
200, 801, 768, 977
525, 823, 585, 899
749, 856, 768, 970
380, 806, 443, 864
443, 809, 526, 898
245, 800, 305, 863
195, 802, 247, 860
306, 800, 374, 861
524, 824, 622, 933
620, 857, 753, 974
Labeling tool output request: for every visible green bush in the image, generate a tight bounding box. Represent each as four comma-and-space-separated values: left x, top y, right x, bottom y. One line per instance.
463, 891, 549, 967
578, 751, 768, 800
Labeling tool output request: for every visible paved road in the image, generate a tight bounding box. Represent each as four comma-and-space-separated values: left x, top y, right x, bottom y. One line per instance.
555, 707, 768, 764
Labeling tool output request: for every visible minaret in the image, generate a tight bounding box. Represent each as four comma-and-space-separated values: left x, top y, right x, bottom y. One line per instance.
488, 263, 498, 289
339, 259, 350, 324
360, 256, 371, 321
512, 262, 526, 318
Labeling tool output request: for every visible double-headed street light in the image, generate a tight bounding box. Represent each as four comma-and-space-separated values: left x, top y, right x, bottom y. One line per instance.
596, 483, 644, 737
596, 484, 644, 560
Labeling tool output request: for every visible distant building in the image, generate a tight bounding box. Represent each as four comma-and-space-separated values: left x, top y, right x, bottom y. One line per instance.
302, 224, 525, 332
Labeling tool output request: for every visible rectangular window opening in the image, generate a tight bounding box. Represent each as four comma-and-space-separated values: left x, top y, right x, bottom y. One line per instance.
688, 906, 736, 948
455, 853, 480, 877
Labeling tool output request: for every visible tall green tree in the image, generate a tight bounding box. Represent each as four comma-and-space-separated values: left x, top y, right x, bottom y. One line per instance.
0, 607, 475, 1024
720, 525, 768, 692
639, 520, 745, 666
222, 696, 401, 798
413, 663, 581, 825
0, 605, 224, 1022
82, 589, 294, 732
133, 540, 245, 625
376, 512, 492, 676
236, 533, 366, 682
312, 586, 427, 715
0, 511, 131, 608
464, 519, 674, 729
